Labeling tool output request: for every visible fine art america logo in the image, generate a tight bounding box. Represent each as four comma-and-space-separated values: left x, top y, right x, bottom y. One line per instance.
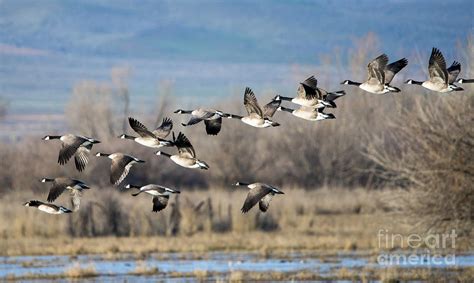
377, 229, 457, 266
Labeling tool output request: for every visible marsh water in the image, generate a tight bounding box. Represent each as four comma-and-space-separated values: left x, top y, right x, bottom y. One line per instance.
1, 251, 473, 281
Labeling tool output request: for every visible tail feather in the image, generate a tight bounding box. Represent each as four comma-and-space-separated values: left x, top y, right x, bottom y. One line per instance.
386, 85, 401, 92
449, 84, 464, 91
160, 139, 174, 147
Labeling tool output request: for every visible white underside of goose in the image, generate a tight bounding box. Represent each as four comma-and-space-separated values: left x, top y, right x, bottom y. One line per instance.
134, 137, 164, 148
359, 83, 389, 94
241, 117, 271, 128
170, 156, 200, 168
292, 110, 325, 121
421, 81, 452, 93
38, 205, 61, 214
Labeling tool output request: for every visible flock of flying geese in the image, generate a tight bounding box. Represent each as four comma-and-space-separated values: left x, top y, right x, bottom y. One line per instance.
24, 47, 473, 215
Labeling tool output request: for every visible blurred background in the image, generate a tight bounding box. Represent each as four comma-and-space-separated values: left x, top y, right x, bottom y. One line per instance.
0, 0, 472, 281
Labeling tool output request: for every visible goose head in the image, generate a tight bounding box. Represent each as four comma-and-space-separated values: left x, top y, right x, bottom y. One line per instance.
165, 188, 181, 194
95, 152, 110, 157
42, 135, 59, 140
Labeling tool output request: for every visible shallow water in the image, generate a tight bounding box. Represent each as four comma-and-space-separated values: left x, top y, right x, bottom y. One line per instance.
1, 251, 472, 281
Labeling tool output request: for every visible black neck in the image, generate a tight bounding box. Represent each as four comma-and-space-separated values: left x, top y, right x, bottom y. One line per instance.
280, 106, 294, 113
45, 135, 61, 139
41, 178, 54, 182
177, 110, 193, 114
346, 80, 361, 86
279, 96, 293, 101
161, 152, 172, 158
409, 80, 423, 85
127, 184, 141, 189
121, 134, 136, 140
228, 114, 243, 119
235, 182, 250, 186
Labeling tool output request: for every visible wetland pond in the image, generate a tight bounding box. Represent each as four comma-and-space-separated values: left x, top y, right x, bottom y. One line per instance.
1, 251, 473, 281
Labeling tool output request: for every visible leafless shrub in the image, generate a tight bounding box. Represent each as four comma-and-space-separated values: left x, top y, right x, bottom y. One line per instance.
366, 94, 474, 235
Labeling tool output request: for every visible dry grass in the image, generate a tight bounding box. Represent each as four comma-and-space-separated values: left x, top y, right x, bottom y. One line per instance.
64, 262, 98, 278
129, 260, 159, 275
0, 186, 471, 256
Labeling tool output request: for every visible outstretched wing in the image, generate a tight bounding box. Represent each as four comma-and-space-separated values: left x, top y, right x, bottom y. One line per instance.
174, 132, 196, 158
263, 99, 281, 118
241, 185, 272, 213
367, 54, 388, 84
244, 87, 263, 117
74, 144, 91, 172
110, 155, 134, 185
384, 58, 408, 84
447, 61, 461, 84
258, 193, 274, 212
58, 135, 86, 165
128, 117, 156, 138
204, 118, 222, 135
153, 117, 173, 139
70, 189, 82, 211
298, 76, 319, 100
47, 180, 68, 202
428, 48, 448, 84
152, 195, 170, 212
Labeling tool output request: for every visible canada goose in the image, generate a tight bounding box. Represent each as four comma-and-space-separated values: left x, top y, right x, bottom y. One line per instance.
24, 200, 72, 214
95, 152, 145, 185
234, 182, 284, 213
341, 54, 407, 94
41, 177, 90, 206
274, 76, 346, 108
456, 78, 474, 84
175, 108, 227, 135
126, 184, 180, 212
226, 87, 280, 128
277, 106, 335, 121
155, 132, 209, 170
42, 134, 100, 171
405, 48, 463, 93
119, 117, 174, 148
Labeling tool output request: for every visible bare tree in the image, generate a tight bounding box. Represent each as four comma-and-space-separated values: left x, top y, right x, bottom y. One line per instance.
111, 66, 132, 133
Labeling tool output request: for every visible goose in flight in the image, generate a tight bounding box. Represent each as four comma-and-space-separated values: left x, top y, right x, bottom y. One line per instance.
119, 117, 174, 148
155, 132, 209, 170
126, 184, 180, 212
405, 48, 463, 92
274, 76, 346, 108
234, 182, 284, 213
95, 152, 145, 185
24, 200, 72, 214
227, 87, 280, 128
41, 177, 90, 206
277, 106, 335, 121
175, 108, 227, 135
341, 54, 407, 94
42, 134, 100, 171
